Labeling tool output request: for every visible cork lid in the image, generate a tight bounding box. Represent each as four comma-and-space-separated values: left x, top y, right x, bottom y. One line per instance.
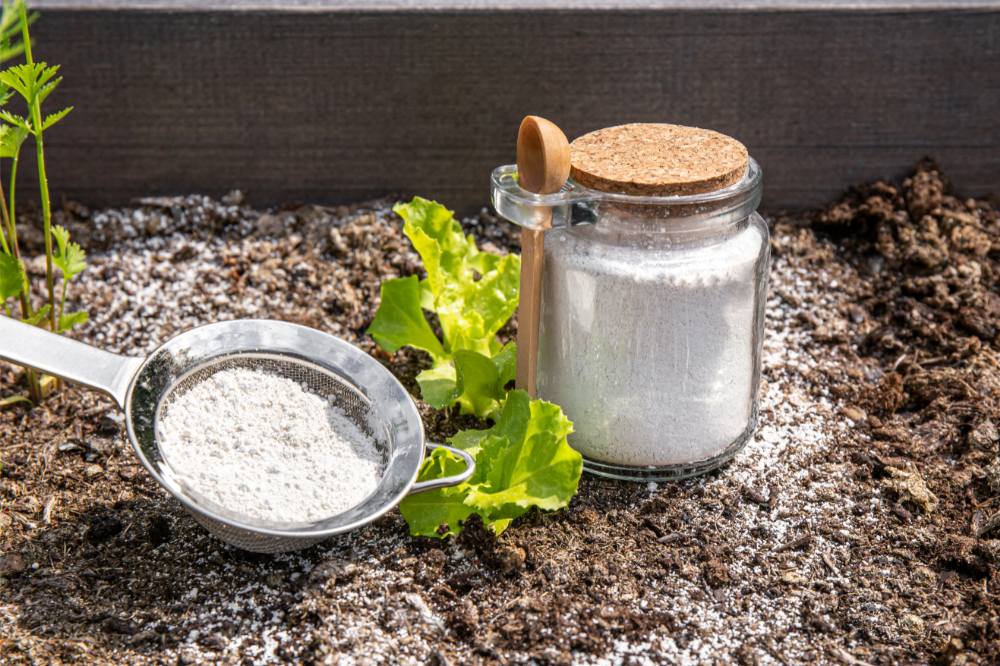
570, 123, 748, 197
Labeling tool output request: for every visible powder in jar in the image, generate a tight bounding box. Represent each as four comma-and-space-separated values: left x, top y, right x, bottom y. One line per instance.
537, 219, 766, 467
157, 367, 382, 523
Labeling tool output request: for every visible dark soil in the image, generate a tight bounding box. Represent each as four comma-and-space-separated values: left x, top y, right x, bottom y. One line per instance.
1, 162, 998, 664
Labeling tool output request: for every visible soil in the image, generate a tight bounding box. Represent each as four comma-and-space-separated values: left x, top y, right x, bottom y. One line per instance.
1, 161, 998, 664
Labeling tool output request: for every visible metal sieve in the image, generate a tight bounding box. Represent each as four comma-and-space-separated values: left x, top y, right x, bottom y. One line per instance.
0, 317, 474, 553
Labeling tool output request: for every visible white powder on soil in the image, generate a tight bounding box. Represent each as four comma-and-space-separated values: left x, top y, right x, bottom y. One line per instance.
157, 367, 382, 523
8, 200, 867, 664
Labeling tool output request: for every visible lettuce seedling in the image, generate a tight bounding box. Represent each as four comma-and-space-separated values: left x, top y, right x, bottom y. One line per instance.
368, 197, 519, 419
368, 197, 582, 537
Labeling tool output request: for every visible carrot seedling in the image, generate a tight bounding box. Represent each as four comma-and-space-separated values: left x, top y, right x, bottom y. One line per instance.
0, 0, 84, 404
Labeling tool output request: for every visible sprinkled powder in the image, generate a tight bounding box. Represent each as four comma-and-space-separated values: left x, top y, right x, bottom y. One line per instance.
157, 367, 382, 523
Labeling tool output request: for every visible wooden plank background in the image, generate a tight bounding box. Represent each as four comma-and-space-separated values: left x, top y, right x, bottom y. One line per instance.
20, 3, 1000, 211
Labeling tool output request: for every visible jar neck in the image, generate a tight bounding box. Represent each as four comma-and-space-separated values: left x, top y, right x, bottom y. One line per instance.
573, 165, 762, 246
490, 156, 763, 236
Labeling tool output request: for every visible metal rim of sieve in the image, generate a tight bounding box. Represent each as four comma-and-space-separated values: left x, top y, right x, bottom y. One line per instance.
125, 319, 461, 540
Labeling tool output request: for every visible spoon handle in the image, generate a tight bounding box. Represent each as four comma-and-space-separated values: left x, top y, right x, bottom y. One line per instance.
517, 222, 547, 396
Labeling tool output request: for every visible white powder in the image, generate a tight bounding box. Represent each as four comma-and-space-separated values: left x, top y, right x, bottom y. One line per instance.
537, 219, 768, 467
157, 367, 382, 523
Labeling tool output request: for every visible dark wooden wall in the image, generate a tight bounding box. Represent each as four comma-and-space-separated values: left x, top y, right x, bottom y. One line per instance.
21, 3, 1000, 211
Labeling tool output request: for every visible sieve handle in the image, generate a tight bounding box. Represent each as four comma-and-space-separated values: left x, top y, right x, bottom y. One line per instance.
0, 315, 144, 409
408, 443, 476, 494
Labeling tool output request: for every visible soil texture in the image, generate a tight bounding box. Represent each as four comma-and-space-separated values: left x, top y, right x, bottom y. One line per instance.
1, 162, 998, 664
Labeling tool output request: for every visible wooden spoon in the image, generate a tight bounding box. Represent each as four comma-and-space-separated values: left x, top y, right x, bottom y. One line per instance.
515, 115, 571, 397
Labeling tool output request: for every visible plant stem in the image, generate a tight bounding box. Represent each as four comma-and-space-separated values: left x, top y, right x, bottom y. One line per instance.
0, 161, 42, 402
0, 204, 8, 254
0, 162, 16, 256
12, 4, 47, 401
57, 277, 65, 326
8, 149, 16, 232
31, 139, 53, 333
20, 3, 54, 335
0, 166, 10, 254
5, 153, 31, 314
0, 156, 31, 321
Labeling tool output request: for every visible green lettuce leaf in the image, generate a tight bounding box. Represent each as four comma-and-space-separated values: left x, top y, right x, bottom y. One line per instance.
394, 197, 519, 356
398, 447, 476, 538
397, 199, 472, 310
466, 393, 580, 520
459, 252, 520, 344
491, 342, 518, 391
399, 390, 582, 538
453, 349, 500, 418
416, 361, 459, 409
452, 345, 518, 419
368, 275, 445, 361
416, 345, 517, 418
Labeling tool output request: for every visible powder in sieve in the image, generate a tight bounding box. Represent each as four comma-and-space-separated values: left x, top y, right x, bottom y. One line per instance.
157, 367, 382, 523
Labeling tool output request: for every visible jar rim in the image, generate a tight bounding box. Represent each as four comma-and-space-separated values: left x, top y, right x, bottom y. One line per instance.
490, 158, 762, 231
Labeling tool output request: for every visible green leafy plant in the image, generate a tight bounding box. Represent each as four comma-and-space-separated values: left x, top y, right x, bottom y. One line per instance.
368, 197, 519, 420
368, 197, 582, 537
51, 224, 86, 331
0, 0, 83, 404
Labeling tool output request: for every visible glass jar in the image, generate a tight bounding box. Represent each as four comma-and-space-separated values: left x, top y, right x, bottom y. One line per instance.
491, 158, 768, 480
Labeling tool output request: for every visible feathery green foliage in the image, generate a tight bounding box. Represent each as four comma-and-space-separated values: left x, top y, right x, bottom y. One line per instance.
0, 1, 84, 405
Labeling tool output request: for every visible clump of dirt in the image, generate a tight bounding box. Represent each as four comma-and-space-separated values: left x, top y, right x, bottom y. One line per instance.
774, 159, 1000, 660
810, 159, 998, 499
1, 164, 998, 664
816, 161, 998, 419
